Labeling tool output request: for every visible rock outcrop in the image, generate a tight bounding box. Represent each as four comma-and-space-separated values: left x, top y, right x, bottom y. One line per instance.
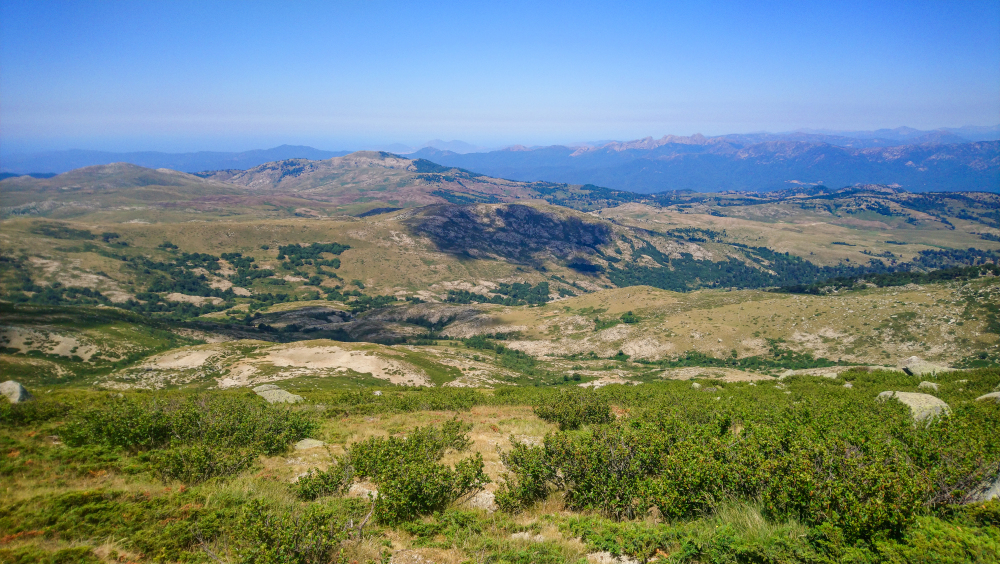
918, 381, 939, 391
975, 392, 1000, 404
877, 391, 950, 423
294, 438, 326, 450
1, 380, 33, 404
900, 356, 950, 377
253, 384, 303, 404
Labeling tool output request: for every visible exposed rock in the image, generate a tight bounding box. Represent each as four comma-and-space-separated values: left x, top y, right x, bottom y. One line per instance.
348, 482, 378, 499
900, 356, 950, 377
1, 380, 33, 404
843, 382, 853, 389
877, 391, 950, 423
975, 392, 1000, 404
464, 490, 497, 513
918, 381, 939, 391
294, 439, 326, 450
586, 552, 641, 564
253, 384, 303, 404
691, 382, 701, 389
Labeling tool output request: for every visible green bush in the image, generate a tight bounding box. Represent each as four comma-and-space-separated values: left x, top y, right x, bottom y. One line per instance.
533, 388, 613, 430
0, 399, 69, 426
61, 392, 315, 482
299, 419, 489, 524
496, 372, 1000, 546
294, 462, 352, 501
235, 499, 348, 564
495, 439, 557, 512
151, 443, 259, 483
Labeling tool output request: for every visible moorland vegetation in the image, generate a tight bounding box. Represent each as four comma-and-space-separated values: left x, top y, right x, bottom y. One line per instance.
1, 153, 999, 562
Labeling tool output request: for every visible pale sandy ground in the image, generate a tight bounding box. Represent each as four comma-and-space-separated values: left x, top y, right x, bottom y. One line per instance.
660, 366, 775, 382
164, 293, 224, 306
123, 341, 433, 389
0, 326, 98, 361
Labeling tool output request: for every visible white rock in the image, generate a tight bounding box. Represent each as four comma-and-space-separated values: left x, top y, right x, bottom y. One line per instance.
252, 384, 281, 392
900, 356, 950, 377
586, 552, 640, 564
255, 387, 304, 404
843, 382, 853, 389
918, 381, 939, 391
294, 438, 326, 450
975, 392, 1000, 404
877, 391, 950, 423
691, 382, 701, 389
1, 381, 33, 404
464, 490, 497, 513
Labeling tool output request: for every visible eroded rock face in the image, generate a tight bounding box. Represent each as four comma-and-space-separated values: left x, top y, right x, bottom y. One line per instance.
877, 391, 950, 423
1, 380, 33, 404
900, 356, 950, 377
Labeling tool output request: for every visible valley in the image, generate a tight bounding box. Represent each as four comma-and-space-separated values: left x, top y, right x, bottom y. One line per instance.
2, 152, 999, 564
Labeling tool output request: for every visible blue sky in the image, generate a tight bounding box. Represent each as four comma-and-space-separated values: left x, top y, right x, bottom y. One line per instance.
2, 0, 998, 153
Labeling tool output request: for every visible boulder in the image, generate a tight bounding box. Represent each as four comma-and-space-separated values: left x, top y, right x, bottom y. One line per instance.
464, 490, 497, 513
975, 392, 1000, 404
1, 381, 33, 404
900, 356, 950, 377
253, 385, 303, 404
877, 391, 950, 423
586, 552, 641, 564
294, 438, 326, 450
691, 382, 701, 389
918, 381, 939, 391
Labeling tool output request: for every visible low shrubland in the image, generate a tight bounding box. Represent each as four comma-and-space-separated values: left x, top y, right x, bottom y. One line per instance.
61, 391, 315, 483
296, 419, 489, 524
2, 369, 999, 562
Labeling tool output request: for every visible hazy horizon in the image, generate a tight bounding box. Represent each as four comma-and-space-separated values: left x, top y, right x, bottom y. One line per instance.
4, 124, 1000, 160
2, 1, 998, 155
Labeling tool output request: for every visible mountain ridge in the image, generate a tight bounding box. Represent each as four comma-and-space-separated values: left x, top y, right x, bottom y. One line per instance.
409, 140, 1000, 193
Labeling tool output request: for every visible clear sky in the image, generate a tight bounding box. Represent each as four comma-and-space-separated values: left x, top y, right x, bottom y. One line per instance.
2, 0, 998, 153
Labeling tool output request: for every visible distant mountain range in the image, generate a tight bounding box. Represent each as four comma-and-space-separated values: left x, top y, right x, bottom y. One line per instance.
409, 135, 1000, 193
3, 127, 997, 192
0, 145, 351, 176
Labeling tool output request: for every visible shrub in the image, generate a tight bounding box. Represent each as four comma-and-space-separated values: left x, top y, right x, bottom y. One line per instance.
151, 443, 259, 483
235, 499, 348, 564
495, 439, 557, 512
62, 393, 315, 482
299, 419, 488, 524
294, 462, 352, 501
533, 388, 613, 430
0, 400, 69, 426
